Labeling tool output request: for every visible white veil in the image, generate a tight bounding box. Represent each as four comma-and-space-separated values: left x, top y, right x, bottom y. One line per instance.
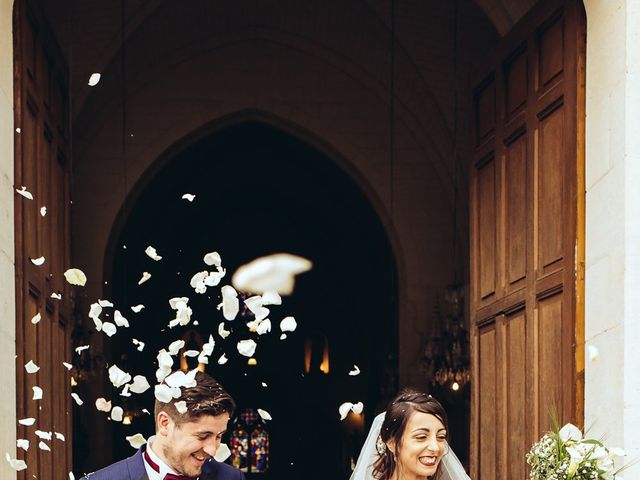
349, 413, 470, 480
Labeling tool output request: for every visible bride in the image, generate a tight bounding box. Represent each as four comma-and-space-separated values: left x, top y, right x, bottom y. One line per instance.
350, 389, 470, 480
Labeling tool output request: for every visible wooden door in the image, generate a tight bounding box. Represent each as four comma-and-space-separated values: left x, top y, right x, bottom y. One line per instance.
469, 1, 585, 478
13, 0, 73, 478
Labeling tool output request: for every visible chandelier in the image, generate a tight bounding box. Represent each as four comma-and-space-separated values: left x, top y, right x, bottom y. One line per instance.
421, 285, 470, 391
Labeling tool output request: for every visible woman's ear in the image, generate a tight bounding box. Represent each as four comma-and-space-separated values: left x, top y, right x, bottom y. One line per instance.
156, 411, 173, 437
385, 439, 396, 455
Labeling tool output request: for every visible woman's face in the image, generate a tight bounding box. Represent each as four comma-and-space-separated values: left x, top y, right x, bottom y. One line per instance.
389, 411, 447, 479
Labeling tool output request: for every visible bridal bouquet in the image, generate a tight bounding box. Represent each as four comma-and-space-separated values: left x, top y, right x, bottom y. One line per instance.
526, 423, 625, 480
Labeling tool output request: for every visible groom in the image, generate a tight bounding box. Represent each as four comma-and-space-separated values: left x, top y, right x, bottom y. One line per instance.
82, 371, 244, 479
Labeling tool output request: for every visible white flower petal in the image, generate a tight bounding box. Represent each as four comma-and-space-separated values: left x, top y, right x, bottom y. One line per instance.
168, 340, 185, 356
261, 291, 282, 305
169, 297, 189, 310
221, 285, 239, 320
218, 322, 231, 339
25, 360, 40, 374
31, 256, 45, 266
114, 310, 129, 328
64, 268, 87, 287
88, 73, 101, 86
182, 193, 196, 202
280, 316, 297, 332
217, 353, 228, 365
102, 322, 117, 337
92, 316, 103, 331
63, 362, 73, 370
144, 246, 162, 261
183, 350, 200, 358
175, 401, 188, 414
256, 319, 272, 335
280, 333, 287, 340
339, 402, 353, 421
98, 299, 114, 307
17, 439, 29, 451
40, 206, 47, 217
35, 430, 52, 440
157, 349, 174, 369
75, 345, 89, 355
154, 384, 173, 403
132, 339, 145, 352
237, 339, 257, 357
38, 441, 51, 451
131, 304, 145, 313
214, 443, 231, 462
108, 365, 132, 388
5, 453, 27, 471
244, 296, 263, 314
95, 398, 112, 413
55, 432, 65, 442
50, 292, 62, 300
257, 409, 272, 421
129, 375, 151, 394
255, 307, 270, 322
559, 423, 582, 443
232, 253, 313, 295
89, 303, 103, 318
138, 272, 152, 285
126, 433, 147, 449
32, 386, 43, 400
71, 393, 83, 406
204, 251, 222, 267
202, 335, 215, 356
16, 186, 34, 200
349, 365, 361, 376
351, 402, 364, 415
31, 312, 41, 325
587, 345, 599, 362
110, 406, 123, 422
18, 418, 36, 426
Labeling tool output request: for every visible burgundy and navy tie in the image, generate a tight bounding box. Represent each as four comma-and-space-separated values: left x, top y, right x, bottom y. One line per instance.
143, 448, 197, 480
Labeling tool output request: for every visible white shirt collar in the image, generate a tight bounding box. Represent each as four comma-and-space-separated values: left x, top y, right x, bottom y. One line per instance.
144, 435, 180, 480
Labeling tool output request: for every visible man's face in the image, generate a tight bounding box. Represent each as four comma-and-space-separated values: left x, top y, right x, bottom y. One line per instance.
160, 412, 230, 477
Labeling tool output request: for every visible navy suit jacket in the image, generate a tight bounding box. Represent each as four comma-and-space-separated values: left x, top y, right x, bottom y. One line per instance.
81, 446, 245, 480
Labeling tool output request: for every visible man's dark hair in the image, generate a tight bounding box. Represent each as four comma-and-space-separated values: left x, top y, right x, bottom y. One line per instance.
154, 371, 236, 427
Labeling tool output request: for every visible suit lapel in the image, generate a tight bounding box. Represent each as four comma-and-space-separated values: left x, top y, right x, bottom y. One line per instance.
126, 447, 149, 480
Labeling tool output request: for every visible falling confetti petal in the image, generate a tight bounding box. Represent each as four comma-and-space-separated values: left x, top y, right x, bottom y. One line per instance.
168, 340, 185, 355
349, 365, 361, 376
95, 398, 112, 413
17, 439, 29, 451
204, 251, 222, 267
221, 285, 239, 320
110, 406, 124, 422
71, 393, 83, 406
18, 418, 36, 426
256, 319, 272, 335
6, 453, 28, 471
132, 339, 145, 351
145, 246, 162, 261
237, 339, 257, 357
183, 350, 199, 358
98, 299, 114, 307
258, 409, 272, 421
40, 206, 46, 217
108, 365, 132, 388
63, 362, 73, 370
262, 291, 282, 305
51, 292, 62, 300
89, 303, 102, 318
214, 443, 231, 462
352, 402, 364, 414
339, 402, 353, 421
182, 193, 196, 202
102, 322, 117, 337
280, 316, 297, 332
232, 253, 312, 295
25, 360, 40, 374
218, 322, 231, 339
280, 333, 287, 340
31, 256, 45, 266
64, 268, 87, 286
75, 345, 89, 355
129, 375, 151, 394
88, 73, 101, 86
587, 345, 599, 362
154, 384, 173, 403
120, 384, 131, 397
35, 431, 52, 440
218, 353, 228, 365
32, 386, 43, 400
131, 304, 144, 313
138, 272, 152, 285
15, 186, 33, 200
114, 310, 129, 328
55, 432, 65, 441
126, 433, 147, 449
39, 441, 51, 452
175, 401, 188, 414
31, 313, 41, 325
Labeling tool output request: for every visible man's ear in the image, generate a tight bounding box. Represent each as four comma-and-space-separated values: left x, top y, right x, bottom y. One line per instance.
156, 411, 173, 437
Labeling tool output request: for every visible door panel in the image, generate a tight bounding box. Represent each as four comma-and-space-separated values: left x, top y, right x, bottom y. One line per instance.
470, 1, 585, 477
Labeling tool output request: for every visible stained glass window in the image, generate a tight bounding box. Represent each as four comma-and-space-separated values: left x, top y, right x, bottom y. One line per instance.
230, 409, 270, 473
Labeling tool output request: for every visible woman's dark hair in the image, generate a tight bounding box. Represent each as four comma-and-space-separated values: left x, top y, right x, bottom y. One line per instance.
372, 389, 448, 480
